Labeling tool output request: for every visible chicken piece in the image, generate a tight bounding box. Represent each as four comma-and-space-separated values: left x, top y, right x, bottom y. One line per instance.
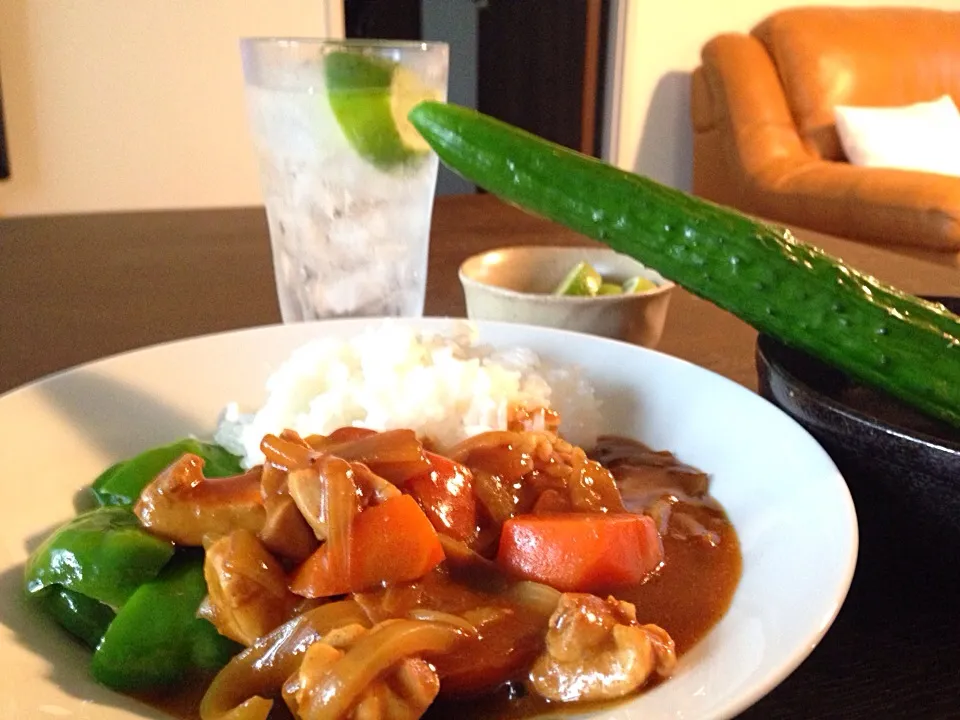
259, 493, 319, 562
352, 463, 402, 505
134, 454, 265, 545
256, 460, 321, 562
527, 593, 676, 702
351, 659, 440, 720
283, 622, 441, 720
201, 529, 300, 645
287, 459, 360, 542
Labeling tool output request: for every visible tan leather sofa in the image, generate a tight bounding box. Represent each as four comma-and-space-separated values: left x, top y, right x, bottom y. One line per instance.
691, 7, 960, 252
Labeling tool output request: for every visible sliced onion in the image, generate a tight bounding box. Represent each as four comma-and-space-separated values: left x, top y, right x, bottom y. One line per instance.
260, 434, 315, 471
325, 429, 431, 484
297, 620, 466, 720
407, 609, 478, 634
566, 450, 626, 514
504, 581, 562, 620
199, 600, 369, 720
472, 469, 515, 525
317, 456, 358, 583
448, 431, 520, 462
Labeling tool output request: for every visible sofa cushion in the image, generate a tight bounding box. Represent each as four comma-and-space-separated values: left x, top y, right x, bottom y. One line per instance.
834, 96, 960, 177
752, 8, 960, 162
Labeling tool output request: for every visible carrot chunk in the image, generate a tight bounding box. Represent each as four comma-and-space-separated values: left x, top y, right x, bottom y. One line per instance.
291, 494, 444, 597
496, 513, 663, 593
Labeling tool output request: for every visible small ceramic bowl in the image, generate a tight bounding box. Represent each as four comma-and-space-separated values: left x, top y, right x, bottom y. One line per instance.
458, 246, 675, 347
755, 297, 960, 565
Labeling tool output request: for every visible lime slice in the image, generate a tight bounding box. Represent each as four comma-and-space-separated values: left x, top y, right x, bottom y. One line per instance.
554, 261, 603, 296
325, 51, 439, 169
623, 275, 658, 294
598, 283, 623, 295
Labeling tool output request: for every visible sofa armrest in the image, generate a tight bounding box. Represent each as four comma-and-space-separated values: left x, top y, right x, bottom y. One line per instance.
752, 162, 960, 251
698, 34, 813, 174
693, 33, 815, 209
693, 32, 960, 251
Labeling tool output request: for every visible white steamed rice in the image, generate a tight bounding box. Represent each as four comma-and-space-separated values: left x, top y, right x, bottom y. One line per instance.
214, 322, 601, 468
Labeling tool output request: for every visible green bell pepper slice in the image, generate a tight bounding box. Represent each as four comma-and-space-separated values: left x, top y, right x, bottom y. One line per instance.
91, 554, 241, 690
24, 506, 174, 610
92, 438, 244, 508
37, 587, 115, 649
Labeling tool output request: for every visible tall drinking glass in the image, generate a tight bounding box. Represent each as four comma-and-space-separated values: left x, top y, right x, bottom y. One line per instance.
240, 39, 449, 321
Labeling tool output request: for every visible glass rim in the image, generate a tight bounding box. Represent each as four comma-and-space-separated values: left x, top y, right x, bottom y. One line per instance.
239, 37, 448, 52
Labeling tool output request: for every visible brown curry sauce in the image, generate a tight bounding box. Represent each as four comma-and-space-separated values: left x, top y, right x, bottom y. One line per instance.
424, 437, 742, 719
137, 436, 741, 720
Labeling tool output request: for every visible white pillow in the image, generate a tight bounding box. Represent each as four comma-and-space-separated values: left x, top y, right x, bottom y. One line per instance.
833, 95, 960, 177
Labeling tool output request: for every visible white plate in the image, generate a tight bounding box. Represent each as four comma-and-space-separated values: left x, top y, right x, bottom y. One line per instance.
0, 318, 858, 720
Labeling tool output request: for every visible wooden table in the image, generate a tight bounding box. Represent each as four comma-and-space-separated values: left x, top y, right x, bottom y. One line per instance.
3, 194, 955, 395
1, 194, 959, 718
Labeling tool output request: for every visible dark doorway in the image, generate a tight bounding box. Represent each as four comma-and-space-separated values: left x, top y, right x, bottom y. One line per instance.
344, 0, 421, 41
478, 0, 608, 156
345, 0, 609, 159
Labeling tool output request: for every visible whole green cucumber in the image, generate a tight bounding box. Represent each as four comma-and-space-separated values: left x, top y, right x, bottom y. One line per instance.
409, 101, 960, 428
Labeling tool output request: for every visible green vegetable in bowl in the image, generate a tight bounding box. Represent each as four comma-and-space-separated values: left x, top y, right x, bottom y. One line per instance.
554, 260, 603, 296
408, 101, 960, 428
553, 260, 658, 297
92, 438, 243, 508
622, 276, 658, 294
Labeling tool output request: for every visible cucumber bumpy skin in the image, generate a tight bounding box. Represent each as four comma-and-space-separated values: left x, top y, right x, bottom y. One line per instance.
409, 101, 960, 428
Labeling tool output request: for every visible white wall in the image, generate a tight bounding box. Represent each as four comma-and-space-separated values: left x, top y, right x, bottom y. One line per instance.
610, 0, 960, 191
0, 1, 343, 216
